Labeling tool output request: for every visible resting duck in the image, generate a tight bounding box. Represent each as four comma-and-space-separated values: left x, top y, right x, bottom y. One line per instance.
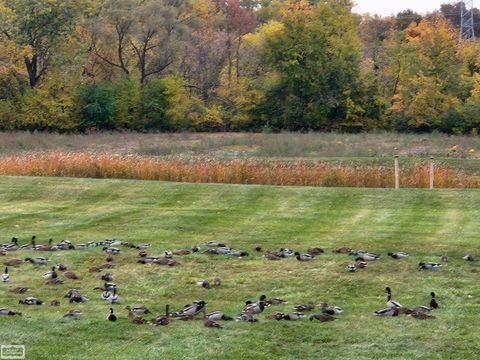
310, 313, 337, 321
164, 250, 173, 258
419, 262, 442, 270
103, 247, 120, 254
0, 308, 22, 316
45, 278, 63, 285
64, 309, 82, 317
25, 257, 49, 264
294, 304, 314, 312
333, 247, 352, 254
430, 292, 439, 309
307, 247, 324, 255
388, 252, 409, 259
202, 309, 223, 328
191, 246, 201, 253
264, 252, 282, 260
409, 310, 435, 319
108, 308, 117, 322
20, 236, 37, 250
214, 277, 222, 287
346, 263, 357, 272
216, 247, 231, 255
125, 306, 146, 324
94, 282, 117, 292
295, 252, 314, 262
243, 298, 267, 314
56, 264, 67, 271
374, 307, 399, 316
253, 244, 262, 252
266, 297, 287, 305
229, 250, 249, 257
279, 248, 294, 257
107, 288, 119, 304
19, 297, 43, 305
236, 312, 258, 322
150, 305, 170, 326
42, 267, 58, 280
51, 300, 60, 306
197, 280, 211, 289
267, 312, 285, 320
101, 272, 113, 282
3, 237, 19, 251
63, 271, 80, 280
385, 287, 402, 308
130, 306, 150, 314
463, 254, 475, 261
136, 244, 151, 250
204, 310, 233, 321
355, 253, 380, 261
2, 267, 9, 282
172, 249, 190, 256
9, 287, 29, 294
320, 302, 343, 315
172, 300, 207, 318
4, 259, 22, 267
69, 293, 89, 303
282, 313, 305, 320
355, 260, 368, 268
205, 241, 226, 247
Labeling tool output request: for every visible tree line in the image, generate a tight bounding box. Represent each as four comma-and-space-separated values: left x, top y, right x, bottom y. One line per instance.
0, 0, 480, 134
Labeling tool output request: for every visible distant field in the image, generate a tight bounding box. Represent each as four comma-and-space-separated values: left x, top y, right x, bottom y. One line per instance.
0, 177, 478, 359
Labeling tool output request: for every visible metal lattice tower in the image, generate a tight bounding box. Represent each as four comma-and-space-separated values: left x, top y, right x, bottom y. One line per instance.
460, 0, 475, 40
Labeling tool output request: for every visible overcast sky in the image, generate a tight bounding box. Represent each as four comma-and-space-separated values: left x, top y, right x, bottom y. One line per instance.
352, 0, 459, 16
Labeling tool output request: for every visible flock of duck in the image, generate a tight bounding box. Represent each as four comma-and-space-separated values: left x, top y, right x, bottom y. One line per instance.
0, 236, 476, 328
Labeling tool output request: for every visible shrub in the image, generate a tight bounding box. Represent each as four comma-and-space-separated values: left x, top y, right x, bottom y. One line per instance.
76, 83, 116, 130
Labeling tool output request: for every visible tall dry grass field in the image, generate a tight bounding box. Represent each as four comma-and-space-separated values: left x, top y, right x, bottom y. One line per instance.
0, 151, 478, 188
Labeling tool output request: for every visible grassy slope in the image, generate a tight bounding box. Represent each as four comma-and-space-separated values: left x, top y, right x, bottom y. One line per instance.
0, 176, 478, 359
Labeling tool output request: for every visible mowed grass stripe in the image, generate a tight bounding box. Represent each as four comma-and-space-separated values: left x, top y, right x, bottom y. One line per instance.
0, 176, 478, 359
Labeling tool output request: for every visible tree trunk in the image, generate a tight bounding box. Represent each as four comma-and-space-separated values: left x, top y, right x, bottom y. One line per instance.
24, 55, 38, 88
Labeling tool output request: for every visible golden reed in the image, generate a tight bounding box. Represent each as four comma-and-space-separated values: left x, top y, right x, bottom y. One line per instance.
0, 151, 478, 188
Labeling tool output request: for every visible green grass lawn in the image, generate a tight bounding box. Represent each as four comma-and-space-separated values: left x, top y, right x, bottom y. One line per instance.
0, 176, 478, 359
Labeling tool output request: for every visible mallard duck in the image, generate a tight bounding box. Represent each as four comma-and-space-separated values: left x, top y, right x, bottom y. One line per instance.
419, 262, 442, 270
205, 241, 226, 247
409, 311, 435, 320
279, 248, 294, 257
9, 287, 29, 294
63, 271, 80, 280
104, 239, 121, 247
430, 292, 439, 309
125, 306, 146, 324
216, 247, 231, 255
374, 307, 399, 316
101, 290, 111, 301
2, 267, 9, 282
138, 250, 148, 258
441, 255, 449, 262
138, 256, 161, 264
101, 272, 113, 282
172, 300, 207, 318
388, 252, 409, 259
295, 252, 314, 262
243, 296, 267, 314
25, 257, 49, 264
253, 244, 262, 252
294, 304, 314, 312
282, 312, 305, 320
69, 293, 89, 303
172, 249, 190, 256
203, 249, 220, 255
191, 246, 201, 253
463, 254, 475, 261
266, 297, 287, 305
347, 264, 357, 272
56, 264, 67, 271
229, 250, 249, 257
0, 308, 22, 316
136, 244, 150, 250
310, 313, 337, 321
164, 250, 173, 258
333, 247, 352, 254
355, 260, 368, 268
131, 306, 150, 314
264, 252, 282, 260
4, 259, 22, 267
64, 289, 81, 299
108, 308, 117, 322
51, 300, 60, 306
307, 247, 324, 255
103, 247, 120, 254
64, 309, 82, 317
153, 258, 179, 266
151, 305, 170, 326
107, 288, 119, 304
94, 282, 117, 292
45, 278, 63, 285
236, 312, 258, 322
385, 287, 402, 308
20, 236, 37, 250
19, 297, 43, 305
197, 280, 211, 289
266, 312, 285, 320
3, 237, 19, 251
202, 309, 223, 328
214, 277, 221, 287
321, 302, 343, 315
204, 310, 233, 321
42, 267, 58, 280
355, 253, 380, 261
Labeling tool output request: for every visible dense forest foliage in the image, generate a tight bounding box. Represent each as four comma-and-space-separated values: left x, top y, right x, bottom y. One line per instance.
1, 0, 480, 134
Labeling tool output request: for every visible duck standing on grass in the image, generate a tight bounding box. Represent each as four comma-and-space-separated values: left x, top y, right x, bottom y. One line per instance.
108, 308, 117, 322
42, 267, 58, 280
430, 292, 439, 309
2, 267, 9, 282
385, 287, 402, 308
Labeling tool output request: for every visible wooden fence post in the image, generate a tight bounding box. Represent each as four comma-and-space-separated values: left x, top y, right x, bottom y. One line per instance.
429, 156, 434, 189
394, 155, 399, 189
